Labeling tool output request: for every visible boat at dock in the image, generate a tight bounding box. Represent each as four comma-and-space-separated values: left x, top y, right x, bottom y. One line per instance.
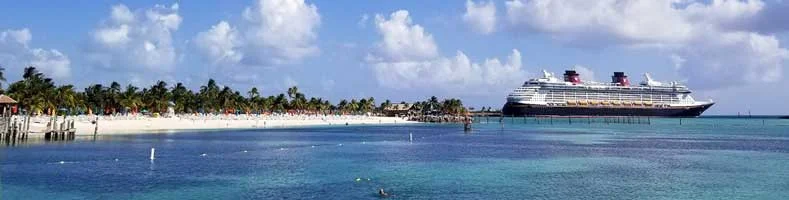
502, 70, 714, 117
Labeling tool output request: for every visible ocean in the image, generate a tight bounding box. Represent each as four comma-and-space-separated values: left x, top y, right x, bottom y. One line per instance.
2, 117, 789, 199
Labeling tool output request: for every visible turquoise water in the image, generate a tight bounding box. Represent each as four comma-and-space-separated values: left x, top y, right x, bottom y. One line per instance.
2, 118, 789, 199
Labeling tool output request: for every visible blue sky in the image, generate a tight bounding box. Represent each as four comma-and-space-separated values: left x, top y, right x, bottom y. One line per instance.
1, 0, 788, 115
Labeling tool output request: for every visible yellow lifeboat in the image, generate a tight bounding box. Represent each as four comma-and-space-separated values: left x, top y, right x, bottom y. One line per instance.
578, 100, 589, 106
589, 100, 599, 105
643, 101, 653, 106
601, 101, 611, 105
566, 100, 577, 105
623, 101, 632, 106
612, 101, 621, 105
633, 101, 643, 106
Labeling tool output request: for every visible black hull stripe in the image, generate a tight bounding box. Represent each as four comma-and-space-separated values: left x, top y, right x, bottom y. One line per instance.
501, 103, 714, 117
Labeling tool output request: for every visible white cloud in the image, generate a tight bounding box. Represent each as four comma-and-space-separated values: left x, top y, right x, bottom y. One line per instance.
368, 10, 527, 94
87, 3, 181, 73
572, 65, 596, 82
504, 0, 788, 88
194, 21, 243, 65
195, 0, 321, 67
463, 0, 497, 34
679, 31, 789, 88
242, 0, 320, 65
0, 28, 71, 79
358, 14, 370, 28
370, 10, 439, 62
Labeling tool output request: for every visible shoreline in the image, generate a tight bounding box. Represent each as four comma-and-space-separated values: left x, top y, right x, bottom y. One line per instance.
22, 114, 418, 136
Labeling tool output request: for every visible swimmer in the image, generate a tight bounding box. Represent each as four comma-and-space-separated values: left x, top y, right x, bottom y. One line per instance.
378, 188, 389, 197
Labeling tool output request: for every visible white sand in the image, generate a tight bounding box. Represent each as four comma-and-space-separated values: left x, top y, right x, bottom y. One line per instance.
23, 114, 417, 136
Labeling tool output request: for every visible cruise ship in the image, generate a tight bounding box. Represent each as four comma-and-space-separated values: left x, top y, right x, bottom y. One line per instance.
501, 70, 714, 117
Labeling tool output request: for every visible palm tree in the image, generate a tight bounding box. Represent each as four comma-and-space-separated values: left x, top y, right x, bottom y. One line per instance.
55, 85, 77, 114
428, 96, 440, 113
199, 79, 220, 113
247, 87, 260, 114
171, 82, 190, 113
106, 81, 122, 114
7, 66, 57, 115
349, 99, 360, 114
287, 86, 299, 100
149, 81, 170, 113
83, 84, 105, 114
248, 87, 259, 99
273, 94, 287, 112
380, 99, 392, 113
337, 99, 348, 114
120, 84, 142, 114
0, 65, 6, 93
218, 86, 234, 113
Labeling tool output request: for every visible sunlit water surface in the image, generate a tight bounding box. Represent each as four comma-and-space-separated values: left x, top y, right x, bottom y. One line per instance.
2, 117, 789, 199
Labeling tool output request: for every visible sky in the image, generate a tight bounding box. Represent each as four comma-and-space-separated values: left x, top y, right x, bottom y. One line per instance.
1, 0, 788, 115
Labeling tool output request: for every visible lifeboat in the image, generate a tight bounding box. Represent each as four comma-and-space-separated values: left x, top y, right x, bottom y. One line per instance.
566, 100, 577, 105
612, 101, 621, 105
578, 100, 589, 106
643, 101, 653, 106
633, 101, 643, 106
601, 101, 611, 105
589, 100, 599, 105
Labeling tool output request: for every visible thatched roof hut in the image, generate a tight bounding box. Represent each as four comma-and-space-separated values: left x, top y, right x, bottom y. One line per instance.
383, 103, 412, 116
0, 95, 17, 104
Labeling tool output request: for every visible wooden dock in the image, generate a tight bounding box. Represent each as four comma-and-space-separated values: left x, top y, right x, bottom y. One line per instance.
43, 116, 77, 141
1, 114, 77, 146
1, 114, 32, 145
473, 115, 653, 125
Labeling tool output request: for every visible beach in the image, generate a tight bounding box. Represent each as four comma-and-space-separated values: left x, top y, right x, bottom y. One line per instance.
23, 114, 417, 136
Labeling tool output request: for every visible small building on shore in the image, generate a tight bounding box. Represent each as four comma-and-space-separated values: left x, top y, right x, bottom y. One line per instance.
0, 95, 18, 115
383, 103, 412, 117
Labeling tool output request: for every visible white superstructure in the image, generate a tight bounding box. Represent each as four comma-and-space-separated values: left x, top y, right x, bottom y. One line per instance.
506, 70, 712, 108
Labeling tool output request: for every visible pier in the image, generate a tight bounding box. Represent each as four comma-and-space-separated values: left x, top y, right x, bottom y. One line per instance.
1, 114, 78, 145
520, 115, 652, 125
42, 116, 77, 141
1, 114, 32, 145
473, 114, 654, 125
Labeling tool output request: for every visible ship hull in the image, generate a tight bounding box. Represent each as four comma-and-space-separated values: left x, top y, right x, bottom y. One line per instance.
502, 102, 714, 117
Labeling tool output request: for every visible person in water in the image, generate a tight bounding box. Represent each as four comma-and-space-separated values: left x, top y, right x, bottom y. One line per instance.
378, 188, 389, 197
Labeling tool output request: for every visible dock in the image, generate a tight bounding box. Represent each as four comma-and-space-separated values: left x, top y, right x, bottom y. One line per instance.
473, 114, 654, 125
1, 114, 78, 146
1, 114, 32, 145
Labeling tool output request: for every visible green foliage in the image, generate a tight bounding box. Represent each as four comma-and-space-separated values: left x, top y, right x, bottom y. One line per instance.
1, 66, 469, 116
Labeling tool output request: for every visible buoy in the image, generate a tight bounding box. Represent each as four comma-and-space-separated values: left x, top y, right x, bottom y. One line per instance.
114, 158, 119, 161
59, 161, 65, 164
311, 145, 315, 148
150, 148, 156, 160
355, 178, 362, 182
200, 153, 207, 157
243, 150, 248, 153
